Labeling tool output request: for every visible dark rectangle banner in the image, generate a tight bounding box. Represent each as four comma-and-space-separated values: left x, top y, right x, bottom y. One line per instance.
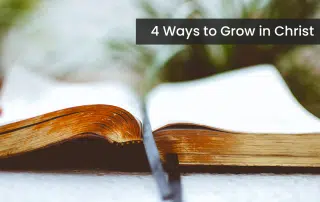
136, 19, 320, 44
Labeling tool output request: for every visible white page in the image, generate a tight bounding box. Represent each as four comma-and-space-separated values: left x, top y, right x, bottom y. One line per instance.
147, 64, 320, 133
0, 66, 143, 125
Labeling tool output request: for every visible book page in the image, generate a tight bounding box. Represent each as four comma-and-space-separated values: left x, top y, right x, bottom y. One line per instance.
147, 64, 320, 133
0, 66, 143, 125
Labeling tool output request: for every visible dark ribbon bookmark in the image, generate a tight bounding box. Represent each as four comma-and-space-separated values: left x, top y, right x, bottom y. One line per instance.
142, 103, 182, 202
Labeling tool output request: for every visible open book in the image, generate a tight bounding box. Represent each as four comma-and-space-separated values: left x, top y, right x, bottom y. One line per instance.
1, 64, 320, 167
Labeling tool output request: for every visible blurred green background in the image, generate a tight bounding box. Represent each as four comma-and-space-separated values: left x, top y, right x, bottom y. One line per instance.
0, 0, 319, 117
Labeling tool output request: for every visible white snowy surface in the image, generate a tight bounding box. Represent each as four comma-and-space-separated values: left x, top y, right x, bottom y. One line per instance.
0, 172, 320, 202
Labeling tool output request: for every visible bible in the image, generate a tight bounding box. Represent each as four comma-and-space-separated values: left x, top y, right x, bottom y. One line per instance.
0, 64, 320, 167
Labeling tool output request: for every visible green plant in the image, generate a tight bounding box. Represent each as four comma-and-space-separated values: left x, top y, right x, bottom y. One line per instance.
0, 0, 38, 39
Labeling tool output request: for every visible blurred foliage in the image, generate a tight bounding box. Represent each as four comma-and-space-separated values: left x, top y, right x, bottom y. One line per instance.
105, 0, 199, 95
277, 46, 320, 117
0, 0, 38, 39
0, 0, 38, 84
263, 0, 319, 19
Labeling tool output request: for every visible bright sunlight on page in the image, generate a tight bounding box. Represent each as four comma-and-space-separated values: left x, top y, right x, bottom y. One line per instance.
147, 64, 320, 133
